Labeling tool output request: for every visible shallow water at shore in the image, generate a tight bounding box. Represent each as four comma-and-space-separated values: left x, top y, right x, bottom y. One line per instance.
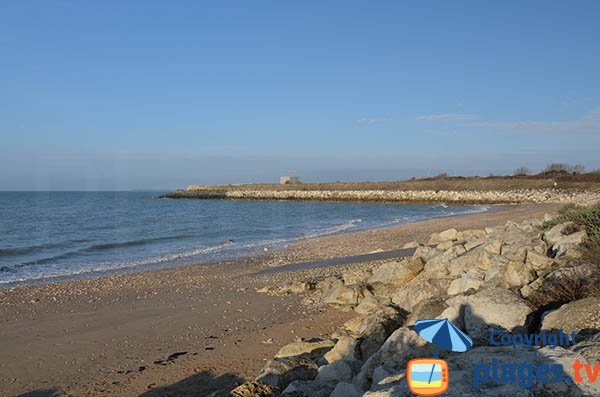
0, 192, 488, 285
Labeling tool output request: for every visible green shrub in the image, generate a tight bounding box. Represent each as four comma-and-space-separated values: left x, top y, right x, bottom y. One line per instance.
544, 204, 600, 264
544, 204, 600, 240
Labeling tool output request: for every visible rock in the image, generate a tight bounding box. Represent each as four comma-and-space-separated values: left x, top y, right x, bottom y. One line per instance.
256, 356, 318, 389
482, 239, 503, 255
275, 338, 336, 360
353, 327, 433, 391
368, 257, 424, 286
428, 228, 459, 244
315, 276, 343, 294
324, 284, 371, 308
500, 243, 528, 263
288, 281, 313, 294
405, 296, 449, 326
446, 249, 504, 277
458, 229, 487, 240
342, 269, 372, 286
447, 270, 484, 295
323, 336, 360, 364
316, 359, 353, 383
355, 308, 406, 360
445, 288, 533, 343
521, 264, 596, 308
552, 230, 587, 258
542, 297, 600, 337
391, 273, 453, 311
572, 332, 600, 364
281, 380, 334, 397
229, 381, 274, 397
402, 240, 420, 249
330, 382, 363, 397
525, 250, 555, 275
354, 295, 392, 316
436, 240, 455, 251
485, 261, 536, 289
464, 238, 486, 252
364, 346, 600, 396
543, 221, 577, 246
423, 245, 466, 274
412, 245, 437, 261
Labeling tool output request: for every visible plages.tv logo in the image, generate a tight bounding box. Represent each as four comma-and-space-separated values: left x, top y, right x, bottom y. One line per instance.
409, 318, 473, 396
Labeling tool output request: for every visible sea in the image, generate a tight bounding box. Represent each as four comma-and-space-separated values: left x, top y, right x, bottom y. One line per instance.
0, 192, 489, 286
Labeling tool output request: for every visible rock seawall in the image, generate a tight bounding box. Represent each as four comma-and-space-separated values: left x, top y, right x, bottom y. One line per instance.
163, 188, 600, 205
217, 214, 600, 396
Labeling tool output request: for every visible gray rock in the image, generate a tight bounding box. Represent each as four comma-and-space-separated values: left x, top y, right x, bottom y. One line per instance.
323, 336, 360, 364
330, 382, 363, 397
552, 230, 587, 258
447, 270, 484, 295
354, 295, 392, 316
544, 221, 576, 246
444, 288, 533, 343
281, 380, 334, 397
525, 250, 555, 275
391, 273, 453, 311
542, 297, 600, 337
316, 359, 353, 383
256, 356, 318, 389
405, 296, 449, 326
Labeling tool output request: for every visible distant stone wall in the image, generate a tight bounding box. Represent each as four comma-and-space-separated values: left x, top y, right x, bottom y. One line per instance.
164, 188, 600, 205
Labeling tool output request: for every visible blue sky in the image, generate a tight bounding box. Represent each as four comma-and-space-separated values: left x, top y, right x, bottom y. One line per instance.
1, 1, 599, 190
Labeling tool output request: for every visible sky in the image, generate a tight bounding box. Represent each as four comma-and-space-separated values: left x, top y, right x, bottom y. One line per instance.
1, 1, 600, 190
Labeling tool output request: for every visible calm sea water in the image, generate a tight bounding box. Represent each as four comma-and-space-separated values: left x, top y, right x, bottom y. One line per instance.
0, 192, 488, 285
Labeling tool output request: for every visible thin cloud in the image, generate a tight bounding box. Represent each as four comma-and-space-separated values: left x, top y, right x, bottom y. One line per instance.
468, 107, 600, 135
357, 117, 392, 125
416, 113, 477, 121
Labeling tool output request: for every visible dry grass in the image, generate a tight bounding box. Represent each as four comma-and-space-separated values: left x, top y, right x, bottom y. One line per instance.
188, 174, 600, 193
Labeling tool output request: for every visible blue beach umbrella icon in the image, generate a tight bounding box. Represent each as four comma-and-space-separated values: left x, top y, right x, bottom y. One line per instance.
414, 318, 473, 353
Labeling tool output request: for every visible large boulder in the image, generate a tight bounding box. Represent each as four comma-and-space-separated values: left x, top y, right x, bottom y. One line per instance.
544, 221, 577, 246
552, 230, 587, 258
428, 228, 459, 245
405, 296, 449, 326
367, 257, 424, 286
256, 356, 318, 390
391, 272, 453, 311
354, 295, 392, 316
275, 338, 336, 360
525, 250, 555, 275
315, 359, 353, 383
323, 336, 360, 364
446, 270, 484, 295
364, 346, 600, 396
424, 245, 466, 274
442, 288, 533, 343
330, 382, 363, 397
542, 297, 600, 337
353, 327, 434, 391
484, 261, 536, 289
281, 380, 334, 397
324, 284, 371, 308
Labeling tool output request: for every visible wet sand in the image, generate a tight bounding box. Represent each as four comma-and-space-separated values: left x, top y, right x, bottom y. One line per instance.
0, 203, 562, 396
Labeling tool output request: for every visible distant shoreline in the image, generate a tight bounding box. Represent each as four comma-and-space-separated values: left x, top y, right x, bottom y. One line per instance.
161, 176, 600, 205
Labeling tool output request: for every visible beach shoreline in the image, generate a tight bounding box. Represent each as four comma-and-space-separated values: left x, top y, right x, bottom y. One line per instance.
0, 203, 563, 396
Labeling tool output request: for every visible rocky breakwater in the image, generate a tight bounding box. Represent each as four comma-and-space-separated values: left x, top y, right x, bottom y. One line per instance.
163, 188, 600, 205
220, 214, 600, 396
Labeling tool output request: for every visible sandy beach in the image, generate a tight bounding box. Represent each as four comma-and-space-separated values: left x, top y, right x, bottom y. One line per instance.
0, 203, 562, 397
